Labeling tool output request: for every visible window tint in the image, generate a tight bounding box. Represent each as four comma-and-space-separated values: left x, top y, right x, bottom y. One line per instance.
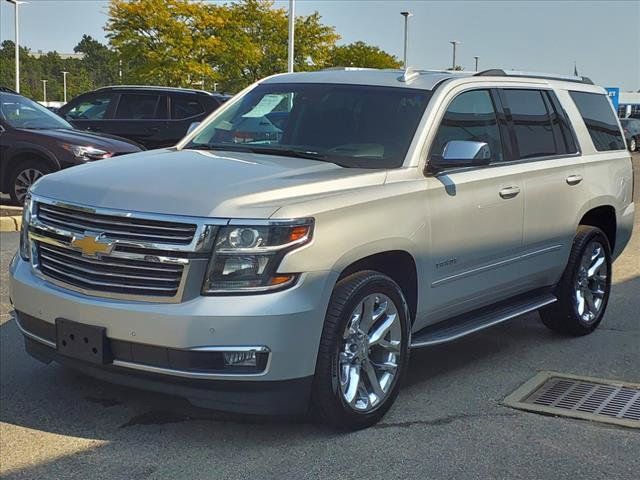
431, 89, 503, 161
114, 94, 160, 119
546, 91, 577, 154
65, 94, 112, 120
569, 91, 625, 151
503, 89, 556, 159
172, 95, 205, 119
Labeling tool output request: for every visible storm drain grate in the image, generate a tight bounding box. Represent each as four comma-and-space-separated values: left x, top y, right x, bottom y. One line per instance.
504, 372, 640, 428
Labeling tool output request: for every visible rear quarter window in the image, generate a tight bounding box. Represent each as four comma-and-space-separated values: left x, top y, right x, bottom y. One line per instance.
569, 91, 625, 151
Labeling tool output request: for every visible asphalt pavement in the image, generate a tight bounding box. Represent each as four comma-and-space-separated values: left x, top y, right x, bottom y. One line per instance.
1, 155, 639, 479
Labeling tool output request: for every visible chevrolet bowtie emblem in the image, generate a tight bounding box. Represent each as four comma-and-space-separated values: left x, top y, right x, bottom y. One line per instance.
70, 233, 115, 258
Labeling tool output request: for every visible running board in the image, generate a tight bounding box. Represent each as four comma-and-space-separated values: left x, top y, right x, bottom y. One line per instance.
410, 291, 557, 348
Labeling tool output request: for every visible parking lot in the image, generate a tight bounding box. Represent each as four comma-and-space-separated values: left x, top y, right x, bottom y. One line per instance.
0, 154, 638, 479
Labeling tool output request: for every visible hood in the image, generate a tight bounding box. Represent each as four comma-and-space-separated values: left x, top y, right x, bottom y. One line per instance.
24, 128, 141, 153
31, 148, 387, 218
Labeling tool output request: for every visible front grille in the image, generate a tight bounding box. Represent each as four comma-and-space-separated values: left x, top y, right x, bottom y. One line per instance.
37, 242, 184, 298
37, 203, 197, 245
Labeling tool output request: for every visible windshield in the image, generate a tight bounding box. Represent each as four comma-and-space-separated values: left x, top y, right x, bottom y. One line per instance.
0, 92, 73, 130
185, 83, 431, 168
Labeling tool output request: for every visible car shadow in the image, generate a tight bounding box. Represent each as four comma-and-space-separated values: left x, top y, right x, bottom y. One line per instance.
1, 275, 638, 478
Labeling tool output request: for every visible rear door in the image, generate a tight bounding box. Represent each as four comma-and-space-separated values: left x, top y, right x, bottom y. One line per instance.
107, 92, 169, 149
165, 93, 210, 145
499, 88, 584, 287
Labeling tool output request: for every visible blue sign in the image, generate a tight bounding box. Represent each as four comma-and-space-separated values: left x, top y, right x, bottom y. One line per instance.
605, 87, 620, 110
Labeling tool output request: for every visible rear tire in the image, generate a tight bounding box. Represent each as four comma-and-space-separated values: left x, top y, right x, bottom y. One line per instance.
540, 226, 612, 336
9, 159, 52, 203
311, 270, 410, 430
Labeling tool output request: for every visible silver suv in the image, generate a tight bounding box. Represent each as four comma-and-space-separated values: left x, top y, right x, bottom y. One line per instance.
10, 69, 635, 429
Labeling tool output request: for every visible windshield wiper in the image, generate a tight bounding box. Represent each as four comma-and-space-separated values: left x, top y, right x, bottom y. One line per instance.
185, 143, 349, 166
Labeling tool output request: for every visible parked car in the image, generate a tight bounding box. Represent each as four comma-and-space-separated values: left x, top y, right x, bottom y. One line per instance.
620, 117, 640, 151
57, 86, 227, 149
10, 69, 634, 430
0, 88, 142, 203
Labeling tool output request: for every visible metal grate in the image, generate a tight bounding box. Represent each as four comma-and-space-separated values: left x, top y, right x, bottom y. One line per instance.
504, 372, 640, 428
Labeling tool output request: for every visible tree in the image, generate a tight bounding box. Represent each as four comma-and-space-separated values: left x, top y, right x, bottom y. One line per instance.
74, 34, 119, 86
328, 41, 401, 69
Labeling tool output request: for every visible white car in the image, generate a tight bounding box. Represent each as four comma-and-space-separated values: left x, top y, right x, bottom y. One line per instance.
10, 68, 635, 430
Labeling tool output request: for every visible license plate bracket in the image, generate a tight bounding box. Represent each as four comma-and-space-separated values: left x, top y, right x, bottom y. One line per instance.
56, 319, 112, 365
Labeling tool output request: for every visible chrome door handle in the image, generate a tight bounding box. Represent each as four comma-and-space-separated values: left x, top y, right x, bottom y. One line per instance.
566, 175, 583, 186
499, 186, 521, 199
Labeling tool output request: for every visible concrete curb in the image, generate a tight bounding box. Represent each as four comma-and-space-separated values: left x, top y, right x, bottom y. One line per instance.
0, 205, 23, 232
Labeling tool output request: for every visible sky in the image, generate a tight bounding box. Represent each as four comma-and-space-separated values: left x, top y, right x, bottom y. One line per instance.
1, 0, 638, 91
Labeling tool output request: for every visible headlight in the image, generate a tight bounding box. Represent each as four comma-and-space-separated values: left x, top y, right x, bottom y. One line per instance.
62, 144, 113, 161
202, 220, 313, 294
19, 194, 33, 261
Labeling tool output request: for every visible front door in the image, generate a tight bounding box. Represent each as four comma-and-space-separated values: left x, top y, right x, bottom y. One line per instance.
421, 88, 525, 326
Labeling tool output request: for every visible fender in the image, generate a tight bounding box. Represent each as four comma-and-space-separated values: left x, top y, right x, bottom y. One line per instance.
2, 143, 61, 191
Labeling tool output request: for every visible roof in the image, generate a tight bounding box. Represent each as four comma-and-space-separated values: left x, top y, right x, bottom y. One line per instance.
263, 68, 601, 91
94, 85, 214, 95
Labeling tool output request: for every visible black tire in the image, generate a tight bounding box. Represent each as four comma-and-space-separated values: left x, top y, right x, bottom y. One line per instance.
8, 159, 52, 203
540, 226, 612, 336
311, 270, 410, 430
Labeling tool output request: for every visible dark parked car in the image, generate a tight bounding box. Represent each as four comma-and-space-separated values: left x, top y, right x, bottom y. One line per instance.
0, 88, 142, 203
620, 118, 640, 152
57, 86, 227, 149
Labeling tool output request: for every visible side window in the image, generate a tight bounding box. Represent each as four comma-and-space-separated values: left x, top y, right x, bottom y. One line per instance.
545, 91, 578, 154
65, 94, 113, 120
171, 95, 205, 119
502, 89, 557, 159
569, 91, 625, 151
431, 89, 504, 162
114, 94, 160, 120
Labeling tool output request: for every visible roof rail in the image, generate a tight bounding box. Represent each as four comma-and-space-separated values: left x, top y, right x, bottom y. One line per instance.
474, 69, 594, 85
321, 67, 377, 71
94, 85, 212, 94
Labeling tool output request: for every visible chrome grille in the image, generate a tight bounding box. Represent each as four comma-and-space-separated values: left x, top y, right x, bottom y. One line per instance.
37, 243, 185, 298
37, 203, 197, 244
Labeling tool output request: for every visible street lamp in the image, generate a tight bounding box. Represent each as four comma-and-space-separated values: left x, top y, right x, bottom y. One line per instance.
449, 41, 461, 70
5, 0, 28, 93
474, 56, 479, 71
41, 79, 47, 103
61, 71, 69, 103
287, 0, 295, 73
400, 11, 413, 69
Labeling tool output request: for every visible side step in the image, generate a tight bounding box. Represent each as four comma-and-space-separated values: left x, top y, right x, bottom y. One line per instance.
410, 291, 557, 348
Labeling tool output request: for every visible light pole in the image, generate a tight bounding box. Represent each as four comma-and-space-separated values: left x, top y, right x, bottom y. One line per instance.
474, 56, 479, 71
61, 71, 69, 103
400, 11, 413, 69
449, 41, 461, 70
41, 79, 47, 103
287, 0, 295, 73
6, 0, 28, 93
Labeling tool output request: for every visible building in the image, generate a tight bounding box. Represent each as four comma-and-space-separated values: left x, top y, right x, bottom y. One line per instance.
29, 50, 85, 60
618, 91, 640, 118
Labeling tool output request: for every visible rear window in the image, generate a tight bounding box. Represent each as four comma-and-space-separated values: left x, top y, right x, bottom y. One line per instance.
569, 91, 625, 151
171, 95, 205, 119
114, 94, 160, 120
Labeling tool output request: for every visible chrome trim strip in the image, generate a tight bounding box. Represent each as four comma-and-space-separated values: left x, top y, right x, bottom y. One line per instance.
14, 315, 57, 349
431, 244, 564, 287
410, 295, 557, 348
190, 345, 270, 353
228, 217, 315, 226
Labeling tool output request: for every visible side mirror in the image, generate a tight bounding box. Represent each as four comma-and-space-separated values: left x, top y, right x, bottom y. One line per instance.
429, 140, 492, 172
186, 122, 201, 135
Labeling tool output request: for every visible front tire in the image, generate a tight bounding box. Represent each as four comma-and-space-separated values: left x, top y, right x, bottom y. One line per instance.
311, 271, 410, 430
540, 226, 612, 336
9, 160, 52, 203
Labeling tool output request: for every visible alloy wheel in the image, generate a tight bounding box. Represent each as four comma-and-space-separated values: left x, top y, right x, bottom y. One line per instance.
14, 168, 44, 203
338, 293, 402, 412
574, 240, 608, 324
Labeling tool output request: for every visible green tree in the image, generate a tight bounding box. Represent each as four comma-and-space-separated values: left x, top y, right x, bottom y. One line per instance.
74, 34, 119, 86
327, 41, 401, 69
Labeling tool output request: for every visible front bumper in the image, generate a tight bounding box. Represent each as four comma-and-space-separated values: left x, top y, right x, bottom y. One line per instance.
10, 255, 337, 410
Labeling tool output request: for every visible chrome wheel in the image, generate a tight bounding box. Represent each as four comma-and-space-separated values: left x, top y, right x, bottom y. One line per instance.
14, 168, 44, 202
338, 293, 402, 412
574, 241, 608, 324
630, 138, 637, 152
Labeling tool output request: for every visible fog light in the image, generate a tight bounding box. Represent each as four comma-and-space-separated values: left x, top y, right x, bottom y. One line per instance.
224, 350, 257, 367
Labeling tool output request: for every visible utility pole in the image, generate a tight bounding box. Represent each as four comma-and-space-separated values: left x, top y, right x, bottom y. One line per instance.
400, 11, 413, 69
287, 0, 295, 72
41, 79, 47, 103
6, 0, 27, 93
449, 41, 461, 70
61, 71, 69, 103
474, 56, 479, 71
